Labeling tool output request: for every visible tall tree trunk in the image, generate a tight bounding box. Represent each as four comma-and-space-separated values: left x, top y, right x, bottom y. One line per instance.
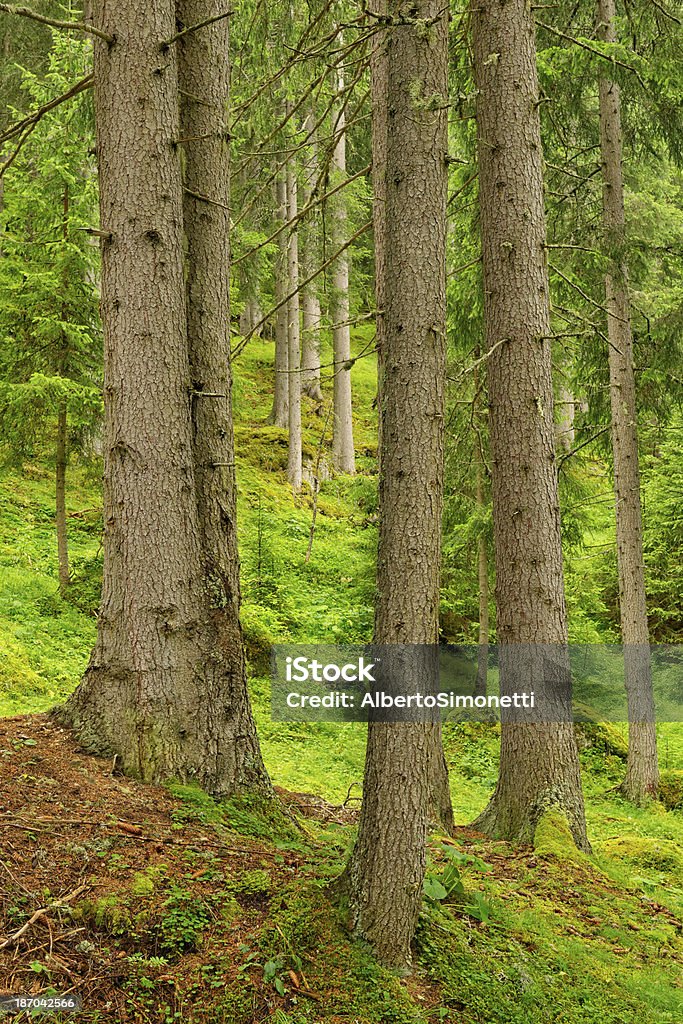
177, 0, 270, 792
371, 1, 387, 456
470, 0, 589, 851
300, 113, 323, 401
346, 0, 450, 970
55, 405, 70, 596
474, 390, 489, 699
287, 152, 302, 491
56, 184, 70, 598
555, 384, 576, 453
330, 72, 356, 474
597, 0, 658, 802
60, 0, 268, 796
270, 173, 289, 427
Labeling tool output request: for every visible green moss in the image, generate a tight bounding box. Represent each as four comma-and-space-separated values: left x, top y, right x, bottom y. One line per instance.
659, 770, 683, 811
597, 837, 683, 880
229, 868, 271, 897
533, 809, 590, 866
574, 718, 628, 759
167, 782, 224, 825
76, 896, 133, 936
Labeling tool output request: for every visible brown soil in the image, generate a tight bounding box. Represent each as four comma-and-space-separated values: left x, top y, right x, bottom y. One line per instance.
0, 713, 348, 1022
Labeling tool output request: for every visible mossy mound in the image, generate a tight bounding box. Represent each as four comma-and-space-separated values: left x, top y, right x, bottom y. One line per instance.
659, 770, 683, 811
597, 836, 683, 880
533, 809, 590, 866
574, 718, 628, 759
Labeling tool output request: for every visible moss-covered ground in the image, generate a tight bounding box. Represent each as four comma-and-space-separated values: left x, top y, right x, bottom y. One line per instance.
0, 327, 681, 1021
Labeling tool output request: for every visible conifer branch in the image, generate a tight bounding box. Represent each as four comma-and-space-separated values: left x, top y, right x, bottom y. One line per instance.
0, 4, 113, 42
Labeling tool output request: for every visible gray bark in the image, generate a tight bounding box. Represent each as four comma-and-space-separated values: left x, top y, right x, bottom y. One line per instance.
555, 384, 576, 453
270, 173, 289, 427
300, 113, 323, 401
287, 155, 302, 491
597, 0, 658, 802
330, 72, 355, 474
56, 184, 70, 598
470, 0, 589, 851
347, 0, 450, 970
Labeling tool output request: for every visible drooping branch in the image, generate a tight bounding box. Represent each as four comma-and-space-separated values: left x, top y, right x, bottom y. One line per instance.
0, 3, 113, 42
0, 74, 94, 148
536, 21, 647, 87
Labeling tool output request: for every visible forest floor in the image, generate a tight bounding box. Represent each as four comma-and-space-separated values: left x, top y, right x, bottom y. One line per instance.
1, 330, 682, 1021
0, 713, 682, 1023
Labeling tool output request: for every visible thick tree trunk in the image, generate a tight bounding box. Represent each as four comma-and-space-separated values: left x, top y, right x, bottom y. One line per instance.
300, 113, 323, 401
177, 0, 270, 793
470, 0, 589, 851
597, 0, 658, 802
270, 174, 289, 427
60, 0, 267, 796
330, 73, 355, 474
347, 0, 450, 970
286, 155, 302, 491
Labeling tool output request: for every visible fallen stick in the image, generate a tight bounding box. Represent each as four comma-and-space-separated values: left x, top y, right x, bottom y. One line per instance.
0, 885, 87, 950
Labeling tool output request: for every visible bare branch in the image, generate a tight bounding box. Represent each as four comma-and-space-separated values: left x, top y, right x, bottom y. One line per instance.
161, 9, 234, 48
231, 163, 371, 267
0, 73, 93, 149
232, 219, 373, 358
0, 3, 113, 42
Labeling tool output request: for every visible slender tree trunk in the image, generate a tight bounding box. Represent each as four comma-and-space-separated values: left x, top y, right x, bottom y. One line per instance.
346, 1, 450, 970
177, 0, 270, 792
56, 184, 70, 597
55, 405, 70, 596
371, 0, 387, 455
330, 72, 356, 474
300, 113, 323, 401
597, 0, 658, 802
60, 0, 267, 796
474, 401, 489, 698
270, 173, 289, 427
470, 0, 589, 851
555, 384, 576, 453
287, 152, 302, 491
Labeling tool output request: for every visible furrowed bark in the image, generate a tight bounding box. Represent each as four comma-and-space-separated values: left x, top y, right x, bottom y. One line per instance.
177, 0, 271, 793
347, 0, 451, 970
61, 0, 268, 796
596, 0, 658, 803
470, 0, 589, 851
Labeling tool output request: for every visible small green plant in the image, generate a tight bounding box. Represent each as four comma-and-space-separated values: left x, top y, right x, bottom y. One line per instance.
424, 842, 491, 904
159, 886, 211, 954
